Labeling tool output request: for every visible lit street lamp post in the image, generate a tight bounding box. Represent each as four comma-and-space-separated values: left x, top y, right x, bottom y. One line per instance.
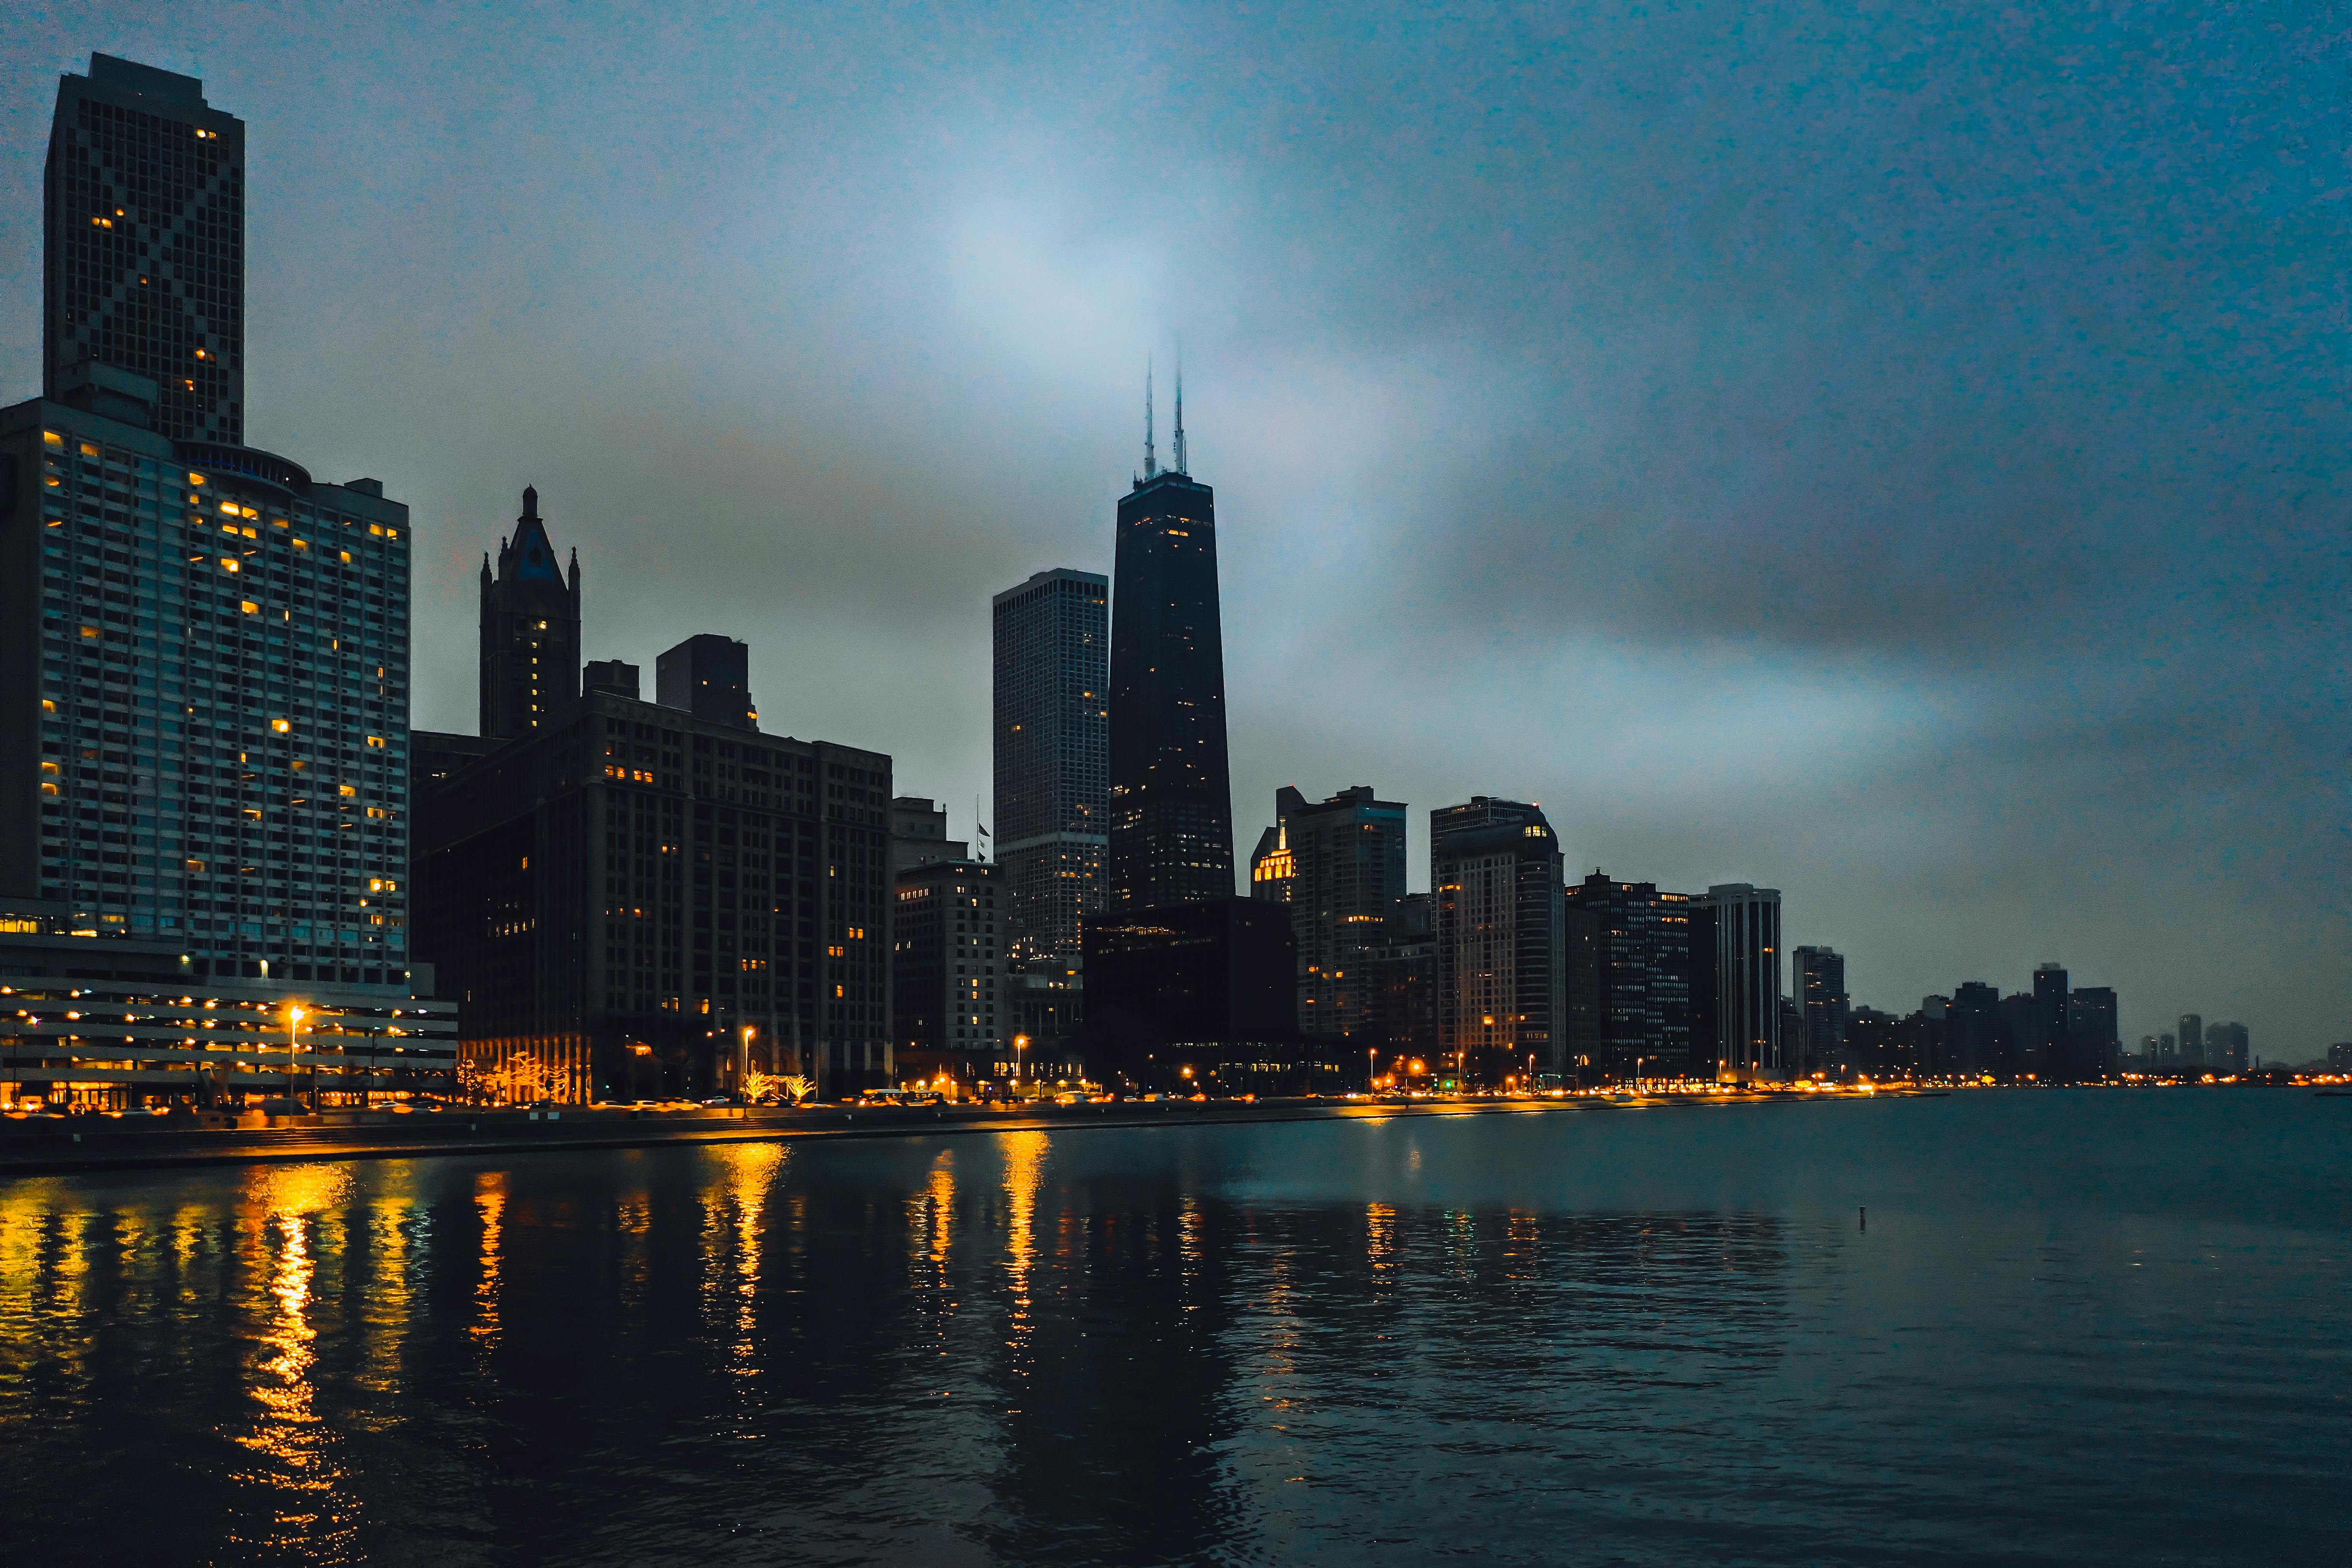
288, 1005, 310, 1115
1013, 1034, 1028, 1101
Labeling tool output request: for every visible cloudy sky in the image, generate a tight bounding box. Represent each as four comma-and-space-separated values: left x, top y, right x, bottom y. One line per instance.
3, 3, 2345, 1051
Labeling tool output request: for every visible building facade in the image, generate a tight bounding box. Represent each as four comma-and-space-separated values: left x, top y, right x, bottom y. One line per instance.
1249, 785, 1409, 1041
1701, 883, 1782, 1080
1085, 898, 1316, 1092
1431, 798, 1566, 1086
412, 679, 894, 1101
1561, 873, 1699, 1081
1107, 469, 1232, 910
992, 568, 1109, 975
477, 487, 580, 741
656, 634, 756, 731
893, 858, 1000, 1079
46, 55, 246, 446
1791, 945, 1849, 1074
1, 392, 414, 994
0, 898, 456, 1109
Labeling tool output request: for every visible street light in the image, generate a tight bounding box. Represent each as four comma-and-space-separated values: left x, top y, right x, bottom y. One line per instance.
1013, 1034, 1028, 1100
288, 1004, 310, 1115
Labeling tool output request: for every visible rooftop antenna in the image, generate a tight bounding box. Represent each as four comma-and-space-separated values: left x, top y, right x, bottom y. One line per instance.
1142, 357, 1158, 480
1172, 340, 1188, 475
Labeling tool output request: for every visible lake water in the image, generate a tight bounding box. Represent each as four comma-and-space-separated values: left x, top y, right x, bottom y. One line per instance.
1, 1092, 2346, 1565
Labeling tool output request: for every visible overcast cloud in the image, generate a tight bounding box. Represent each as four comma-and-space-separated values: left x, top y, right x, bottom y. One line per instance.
3, 1, 2344, 1050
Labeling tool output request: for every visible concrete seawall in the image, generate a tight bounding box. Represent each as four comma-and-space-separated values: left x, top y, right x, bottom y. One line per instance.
0, 1090, 1893, 1176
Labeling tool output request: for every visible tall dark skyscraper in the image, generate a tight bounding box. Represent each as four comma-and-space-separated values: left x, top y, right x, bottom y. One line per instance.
1792, 944, 1849, 1072
45, 55, 245, 446
992, 568, 1109, 969
1431, 797, 1566, 1086
1562, 872, 1698, 1080
1107, 384, 1233, 909
478, 487, 581, 741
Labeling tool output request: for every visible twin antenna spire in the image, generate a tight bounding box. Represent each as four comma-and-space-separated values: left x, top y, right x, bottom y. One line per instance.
1140, 347, 1189, 481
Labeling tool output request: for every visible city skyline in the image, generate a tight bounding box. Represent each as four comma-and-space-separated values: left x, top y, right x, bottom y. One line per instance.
0, 11, 2343, 1053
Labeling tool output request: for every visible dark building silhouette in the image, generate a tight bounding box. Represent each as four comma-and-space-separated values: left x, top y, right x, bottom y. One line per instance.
45, 55, 245, 445
412, 686, 894, 1100
893, 858, 1000, 1083
478, 487, 580, 741
2204, 1019, 2249, 1074
1948, 980, 2001, 1078
992, 568, 1109, 986
1792, 945, 1848, 1073
1248, 785, 1409, 1042
888, 795, 967, 875
1085, 898, 1314, 1092
1431, 798, 1566, 1087
1107, 458, 1232, 910
2177, 1011, 2205, 1069
583, 659, 639, 698
1562, 872, 1699, 1081
1363, 890, 1437, 1075
2029, 962, 2071, 1080
656, 633, 754, 731
2070, 986, 2119, 1078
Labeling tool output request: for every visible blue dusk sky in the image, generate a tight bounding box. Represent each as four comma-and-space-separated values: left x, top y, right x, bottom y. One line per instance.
1, 3, 2344, 1051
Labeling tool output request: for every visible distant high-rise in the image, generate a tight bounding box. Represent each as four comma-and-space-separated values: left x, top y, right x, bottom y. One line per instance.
478, 487, 581, 740
1250, 785, 1409, 1040
1562, 872, 1698, 1081
1107, 432, 1232, 908
656, 634, 755, 731
992, 568, 1109, 969
2205, 1020, 2249, 1074
2069, 986, 2119, 1079
46, 55, 245, 445
1948, 981, 2002, 1078
1431, 798, 1566, 1086
1792, 946, 1849, 1072
2178, 1012, 2205, 1069
2030, 962, 2071, 1080
1702, 884, 1783, 1080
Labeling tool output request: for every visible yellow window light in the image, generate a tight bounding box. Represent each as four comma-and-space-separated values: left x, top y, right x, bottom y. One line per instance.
240, 601, 259, 615
188, 472, 205, 486
271, 719, 291, 734
221, 558, 239, 572
80, 442, 100, 458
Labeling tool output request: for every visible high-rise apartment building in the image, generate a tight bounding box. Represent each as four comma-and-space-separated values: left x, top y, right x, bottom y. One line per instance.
1249, 785, 1409, 1040
477, 487, 580, 740
2177, 1012, 2205, 1069
1431, 798, 1566, 1086
1, 384, 412, 991
45, 55, 245, 446
1792, 945, 1849, 1072
2030, 962, 2071, 1080
1107, 463, 1232, 909
1948, 981, 2002, 1078
992, 568, 1109, 968
1561, 872, 1697, 1081
1701, 884, 1782, 1080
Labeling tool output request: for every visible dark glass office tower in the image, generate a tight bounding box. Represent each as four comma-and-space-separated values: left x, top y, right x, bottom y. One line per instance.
478, 487, 581, 741
1108, 469, 1232, 907
992, 568, 1109, 968
45, 55, 245, 445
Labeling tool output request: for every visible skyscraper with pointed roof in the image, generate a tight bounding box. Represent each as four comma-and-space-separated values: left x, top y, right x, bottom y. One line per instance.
478, 486, 581, 740
1107, 377, 1231, 908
